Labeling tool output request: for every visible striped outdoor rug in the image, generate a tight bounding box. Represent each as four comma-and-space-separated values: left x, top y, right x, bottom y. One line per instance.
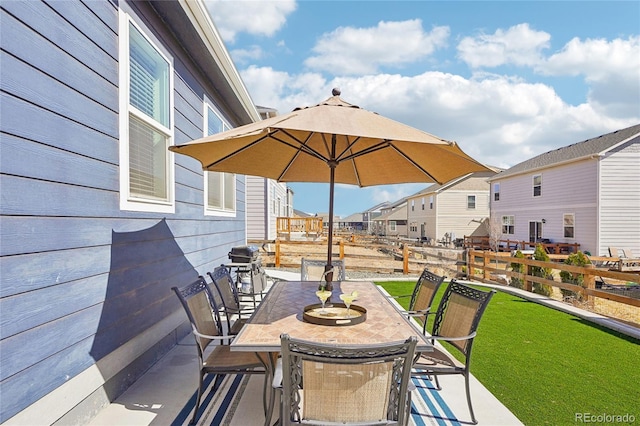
172, 373, 461, 426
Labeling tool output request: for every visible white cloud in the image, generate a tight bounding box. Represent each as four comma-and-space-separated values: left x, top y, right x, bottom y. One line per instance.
229, 45, 265, 64
304, 20, 449, 75
538, 36, 640, 118
240, 66, 637, 170
457, 23, 550, 68
204, 0, 296, 43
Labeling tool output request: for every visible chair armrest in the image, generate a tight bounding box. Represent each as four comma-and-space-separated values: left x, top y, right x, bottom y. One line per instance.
388, 294, 413, 299
431, 331, 477, 342
272, 357, 283, 389
192, 330, 235, 341
405, 308, 431, 317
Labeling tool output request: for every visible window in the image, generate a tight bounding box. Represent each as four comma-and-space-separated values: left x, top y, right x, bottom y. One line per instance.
389, 221, 397, 232
204, 105, 235, 215
467, 195, 476, 209
421, 197, 425, 210
533, 175, 542, 197
502, 215, 515, 234
411, 200, 415, 211
429, 196, 434, 209
119, 14, 174, 212
563, 213, 575, 238
493, 183, 500, 201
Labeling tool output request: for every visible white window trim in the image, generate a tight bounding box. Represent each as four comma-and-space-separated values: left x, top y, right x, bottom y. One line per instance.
118, 10, 175, 213
467, 195, 476, 209
563, 213, 575, 239
203, 101, 236, 217
533, 174, 542, 197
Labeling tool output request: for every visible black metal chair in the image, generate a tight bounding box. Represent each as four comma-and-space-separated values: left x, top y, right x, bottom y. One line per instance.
411, 279, 495, 424
279, 334, 417, 426
206, 266, 255, 336
394, 268, 445, 333
172, 277, 268, 425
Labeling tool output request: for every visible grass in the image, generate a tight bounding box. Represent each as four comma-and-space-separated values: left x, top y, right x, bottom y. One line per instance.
378, 281, 640, 425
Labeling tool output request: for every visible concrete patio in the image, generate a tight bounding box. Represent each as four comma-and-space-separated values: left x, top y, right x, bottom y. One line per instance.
89, 272, 524, 426
89, 272, 640, 425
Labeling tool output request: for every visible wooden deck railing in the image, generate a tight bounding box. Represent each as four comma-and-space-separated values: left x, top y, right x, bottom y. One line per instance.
276, 217, 323, 239
463, 235, 580, 254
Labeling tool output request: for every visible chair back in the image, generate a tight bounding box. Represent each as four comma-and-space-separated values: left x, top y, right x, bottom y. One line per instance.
251, 262, 269, 293
172, 277, 223, 356
280, 334, 417, 426
431, 280, 495, 356
409, 269, 445, 329
300, 258, 346, 281
208, 265, 241, 311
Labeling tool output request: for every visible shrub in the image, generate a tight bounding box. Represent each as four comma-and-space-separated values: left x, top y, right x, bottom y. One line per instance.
559, 251, 590, 300
531, 244, 553, 296
510, 250, 526, 289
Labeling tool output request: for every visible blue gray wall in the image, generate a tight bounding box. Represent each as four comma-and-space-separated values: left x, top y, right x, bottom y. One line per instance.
0, 0, 248, 422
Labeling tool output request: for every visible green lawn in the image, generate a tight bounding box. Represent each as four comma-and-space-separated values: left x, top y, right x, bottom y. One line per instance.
378, 281, 640, 425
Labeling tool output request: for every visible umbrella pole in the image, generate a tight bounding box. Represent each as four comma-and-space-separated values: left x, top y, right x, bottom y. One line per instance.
324, 138, 337, 291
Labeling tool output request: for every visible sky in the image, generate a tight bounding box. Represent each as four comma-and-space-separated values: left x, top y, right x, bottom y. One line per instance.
204, 0, 640, 218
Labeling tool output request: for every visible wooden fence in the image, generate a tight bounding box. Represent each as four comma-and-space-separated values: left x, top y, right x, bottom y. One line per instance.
250, 238, 640, 312
466, 249, 640, 308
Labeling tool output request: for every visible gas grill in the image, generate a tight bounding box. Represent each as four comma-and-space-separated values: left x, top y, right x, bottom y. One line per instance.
228, 245, 260, 264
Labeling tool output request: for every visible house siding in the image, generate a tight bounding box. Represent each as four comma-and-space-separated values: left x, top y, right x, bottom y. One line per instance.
491, 159, 598, 252
246, 176, 268, 239
0, 1, 251, 423
407, 176, 491, 242
599, 141, 640, 255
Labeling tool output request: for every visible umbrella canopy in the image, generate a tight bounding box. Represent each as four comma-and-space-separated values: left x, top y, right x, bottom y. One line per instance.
170, 89, 491, 286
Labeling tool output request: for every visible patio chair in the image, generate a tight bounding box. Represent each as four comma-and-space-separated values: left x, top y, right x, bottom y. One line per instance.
300, 258, 346, 282
206, 266, 255, 336
394, 268, 445, 333
239, 262, 269, 308
279, 333, 417, 426
172, 277, 268, 425
412, 279, 495, 425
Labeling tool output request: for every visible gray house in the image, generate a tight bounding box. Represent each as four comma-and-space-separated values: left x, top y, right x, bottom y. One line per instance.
489, 124, 640, 256
0, 1, 259, 423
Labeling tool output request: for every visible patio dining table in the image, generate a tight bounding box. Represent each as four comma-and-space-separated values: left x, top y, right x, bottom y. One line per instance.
230, 280, 433, 425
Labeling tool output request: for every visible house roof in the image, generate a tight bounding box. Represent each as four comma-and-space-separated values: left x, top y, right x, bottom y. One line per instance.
492, 124, 640, 180
339, 213, 364, 222
374, 205, 407, 221
407, 169, 500, 199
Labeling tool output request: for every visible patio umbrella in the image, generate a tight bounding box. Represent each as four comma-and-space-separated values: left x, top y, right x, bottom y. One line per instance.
170, 89, 491, 288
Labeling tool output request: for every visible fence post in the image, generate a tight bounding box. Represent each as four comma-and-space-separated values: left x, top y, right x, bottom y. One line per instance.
339, 241, 345, 259
483, 252, 489, 280
584, 264, 595, 303
403, 244, 409, 275
275, 239, 281, 268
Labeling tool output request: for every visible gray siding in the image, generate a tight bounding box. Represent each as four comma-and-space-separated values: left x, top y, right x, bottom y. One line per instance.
246, 176, 268, 239
0, 1, 248, 422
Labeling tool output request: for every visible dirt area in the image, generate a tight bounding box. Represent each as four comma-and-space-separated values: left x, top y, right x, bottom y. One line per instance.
258, 240, 639, 328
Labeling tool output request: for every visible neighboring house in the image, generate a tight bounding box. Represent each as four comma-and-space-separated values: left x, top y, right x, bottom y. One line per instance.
489, 124, 640, 256
406, 171, 497, 243
0, 1, 259, 423
362, 201, 390, 233
246, 107, 292, 240
372, 199, 408, 236
336, 213, 365, 231
246, 177, 291, 240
